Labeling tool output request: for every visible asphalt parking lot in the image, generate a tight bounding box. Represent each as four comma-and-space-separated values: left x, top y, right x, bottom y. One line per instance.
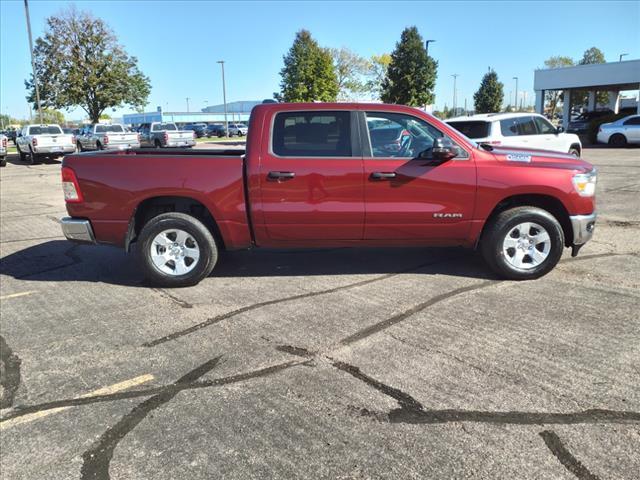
1, 146, 639, 479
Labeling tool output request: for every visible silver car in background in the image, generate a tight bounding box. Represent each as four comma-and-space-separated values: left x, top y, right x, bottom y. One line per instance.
77, 123, 140, 151
597, 114, 640, 146
227, 123, 248, 137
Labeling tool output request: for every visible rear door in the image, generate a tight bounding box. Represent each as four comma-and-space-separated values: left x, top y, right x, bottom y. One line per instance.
361, 111, 476, 242
258, 109, 364, 241
622, 116, 640, 142
499, 116, 538, 148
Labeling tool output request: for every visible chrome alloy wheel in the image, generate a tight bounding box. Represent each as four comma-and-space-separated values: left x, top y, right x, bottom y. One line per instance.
150, 229, 200, 276
502, 222, 551, 270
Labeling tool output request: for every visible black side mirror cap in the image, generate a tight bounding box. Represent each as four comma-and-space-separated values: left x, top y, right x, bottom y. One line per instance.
556, 126, 564, 134
431, 137, 458, 161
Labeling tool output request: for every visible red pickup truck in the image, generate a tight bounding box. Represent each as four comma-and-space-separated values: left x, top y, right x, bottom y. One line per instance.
60, 103, 597, 287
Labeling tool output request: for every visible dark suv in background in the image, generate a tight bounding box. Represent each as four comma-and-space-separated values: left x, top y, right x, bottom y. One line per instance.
206, 124, 227, 138
183, 123, 208, 138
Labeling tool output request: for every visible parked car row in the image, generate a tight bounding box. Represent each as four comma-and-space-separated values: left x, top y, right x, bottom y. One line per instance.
181, 122, 248, 138
596, 114, 640, 146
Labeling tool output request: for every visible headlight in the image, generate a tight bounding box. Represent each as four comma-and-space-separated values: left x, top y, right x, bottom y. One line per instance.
572, 170, 597, 197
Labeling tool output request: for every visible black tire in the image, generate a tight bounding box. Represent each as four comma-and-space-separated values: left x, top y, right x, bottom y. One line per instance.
96, 141, 103, 151
568, 147, 580, 157
480, 206, 564, 280
154, 139, 162, 148
609, 133, 627, 147
138, 212, 218, 287
77, 141, 84, 152
28, 147, 37, 165
0, 158, 6, 167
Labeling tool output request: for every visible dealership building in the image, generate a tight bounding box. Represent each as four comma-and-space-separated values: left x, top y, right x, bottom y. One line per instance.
122, 100, 262, 126
534, 59, 640, 128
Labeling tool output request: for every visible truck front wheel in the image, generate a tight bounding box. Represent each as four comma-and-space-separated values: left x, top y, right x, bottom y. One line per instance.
138, 212, 218, 287
480, 206, 564, 280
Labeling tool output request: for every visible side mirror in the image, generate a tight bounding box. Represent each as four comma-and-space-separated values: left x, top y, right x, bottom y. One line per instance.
430, 137, 458, 161
556, 126, 564, 134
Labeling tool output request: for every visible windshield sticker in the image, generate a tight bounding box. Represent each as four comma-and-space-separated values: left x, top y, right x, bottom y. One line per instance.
506, 153, 532, 163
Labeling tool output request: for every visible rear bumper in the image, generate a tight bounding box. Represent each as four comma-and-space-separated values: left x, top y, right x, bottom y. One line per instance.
34, 145, 75, 155
61, 217, 96, 244
570, 212, 597, 245
166, 139, 196, 147
104, 142, 141, 150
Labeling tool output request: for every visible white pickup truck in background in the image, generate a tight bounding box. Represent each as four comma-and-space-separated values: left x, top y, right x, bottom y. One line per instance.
137, 122, 196, 148
16, 124, 76, 164
77, 123, 140, 151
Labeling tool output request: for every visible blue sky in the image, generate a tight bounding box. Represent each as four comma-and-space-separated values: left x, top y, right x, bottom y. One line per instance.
1, 0, 639, 121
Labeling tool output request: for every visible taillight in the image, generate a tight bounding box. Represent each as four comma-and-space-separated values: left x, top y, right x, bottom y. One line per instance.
137, 133, 141, 143
104, 135, 109, 145
2, 137, 6, 148
61, 166, 83, 203
163, 132, 169, 143
32, 137, 38, 147
192, 131, 196, 139
71, 135, 76, 145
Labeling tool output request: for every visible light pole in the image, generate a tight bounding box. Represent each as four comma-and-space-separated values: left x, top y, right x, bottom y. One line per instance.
451, 74, 459, 114
619, 53, 629, 62
23, 0, 43, 123
513, 77, 519, 111
425, 39, 436, 56
217, 60, 228, 137
186, 97, 190, 113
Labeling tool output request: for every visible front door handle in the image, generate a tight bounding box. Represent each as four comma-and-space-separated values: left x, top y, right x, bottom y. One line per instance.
370, 172, 397, 180
268, 171, 296, 180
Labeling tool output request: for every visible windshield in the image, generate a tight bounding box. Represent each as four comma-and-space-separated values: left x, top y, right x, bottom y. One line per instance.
152, 123, 177, 131
29, 125, 63, 135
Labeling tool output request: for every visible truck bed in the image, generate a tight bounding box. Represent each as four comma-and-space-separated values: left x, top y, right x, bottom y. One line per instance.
62, 149, 251, 248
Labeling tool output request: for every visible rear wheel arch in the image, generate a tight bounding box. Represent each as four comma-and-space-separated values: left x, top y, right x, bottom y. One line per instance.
569, 143, 581, 156
479, 194, 572, 248
127, 195, 225, 252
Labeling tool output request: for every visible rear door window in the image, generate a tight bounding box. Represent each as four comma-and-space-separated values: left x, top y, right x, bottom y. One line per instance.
447, 121, 491, 139
272, 111, 352, 157
623, 116, 640, 125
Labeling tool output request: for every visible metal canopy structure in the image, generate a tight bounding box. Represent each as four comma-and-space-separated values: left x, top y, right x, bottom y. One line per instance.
534, 59, 640, 128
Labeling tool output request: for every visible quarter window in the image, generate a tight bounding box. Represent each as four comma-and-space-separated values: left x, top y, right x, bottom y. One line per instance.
272, 111, 352, 157
623, 116, 640, 125
365, 111, 465, 158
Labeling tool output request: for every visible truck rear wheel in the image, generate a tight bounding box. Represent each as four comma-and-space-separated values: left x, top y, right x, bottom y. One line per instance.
138, 212, 218, 287
480, 206, 564, 280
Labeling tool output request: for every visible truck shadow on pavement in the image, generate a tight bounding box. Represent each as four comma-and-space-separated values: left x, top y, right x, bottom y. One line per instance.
0, 241, 495, 286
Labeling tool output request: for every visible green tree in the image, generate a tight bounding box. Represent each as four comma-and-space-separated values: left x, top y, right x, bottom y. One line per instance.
25, 8, 151, 123
40, 109, 65, 124
473, 69, 504, 113
275, 30, 338, 102
331, 47, 369, 100
366, 53, 391, 100
99, 113, 112, 120
381, 27, 437, 106
579, 47, 606, 65
543, 56, 574, 117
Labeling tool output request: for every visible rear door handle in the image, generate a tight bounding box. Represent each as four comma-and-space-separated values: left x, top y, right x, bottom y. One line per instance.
268, 171, 296, 180
370, 172, 397, 180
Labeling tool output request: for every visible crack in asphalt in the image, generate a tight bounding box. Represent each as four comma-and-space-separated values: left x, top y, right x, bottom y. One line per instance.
0, 360, 301, 423
151, 288, 193, 309
142, 253, 468, 347
0, 335, 22, 409
539, 430, 601, 480
80, 357, 223, 480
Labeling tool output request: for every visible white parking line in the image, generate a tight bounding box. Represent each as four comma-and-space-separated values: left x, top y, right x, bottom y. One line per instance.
0, 291, 37, 301
0, 374, 155, 430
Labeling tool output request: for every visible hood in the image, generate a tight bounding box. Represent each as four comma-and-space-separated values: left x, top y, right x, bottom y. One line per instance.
489, 146, 594, 173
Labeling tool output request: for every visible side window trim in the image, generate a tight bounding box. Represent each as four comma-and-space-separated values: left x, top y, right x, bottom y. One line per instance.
361, 110, 470, 160
269, 110, 359, 158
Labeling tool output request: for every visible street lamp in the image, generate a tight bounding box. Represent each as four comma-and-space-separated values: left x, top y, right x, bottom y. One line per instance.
217, 60, 228, 138
451, 74, 459, 113
619, 53, 629, 62
425, 39, 436, 56
513, 77, 519, 111
23, 0, 43, 123
186, 97, 190, 113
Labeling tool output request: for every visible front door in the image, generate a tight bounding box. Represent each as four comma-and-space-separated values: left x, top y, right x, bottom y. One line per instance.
258, 110, 364, 242
533, 115, 565, 153
361, 111, 476, 242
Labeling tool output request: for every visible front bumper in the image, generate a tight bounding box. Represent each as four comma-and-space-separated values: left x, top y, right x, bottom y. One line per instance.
570, 212, 597, 245
61, 217, 96, 244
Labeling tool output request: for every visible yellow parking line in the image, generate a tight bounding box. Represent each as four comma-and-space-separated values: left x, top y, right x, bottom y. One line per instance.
0, 291, 37, 301
0, 374, 154, 430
